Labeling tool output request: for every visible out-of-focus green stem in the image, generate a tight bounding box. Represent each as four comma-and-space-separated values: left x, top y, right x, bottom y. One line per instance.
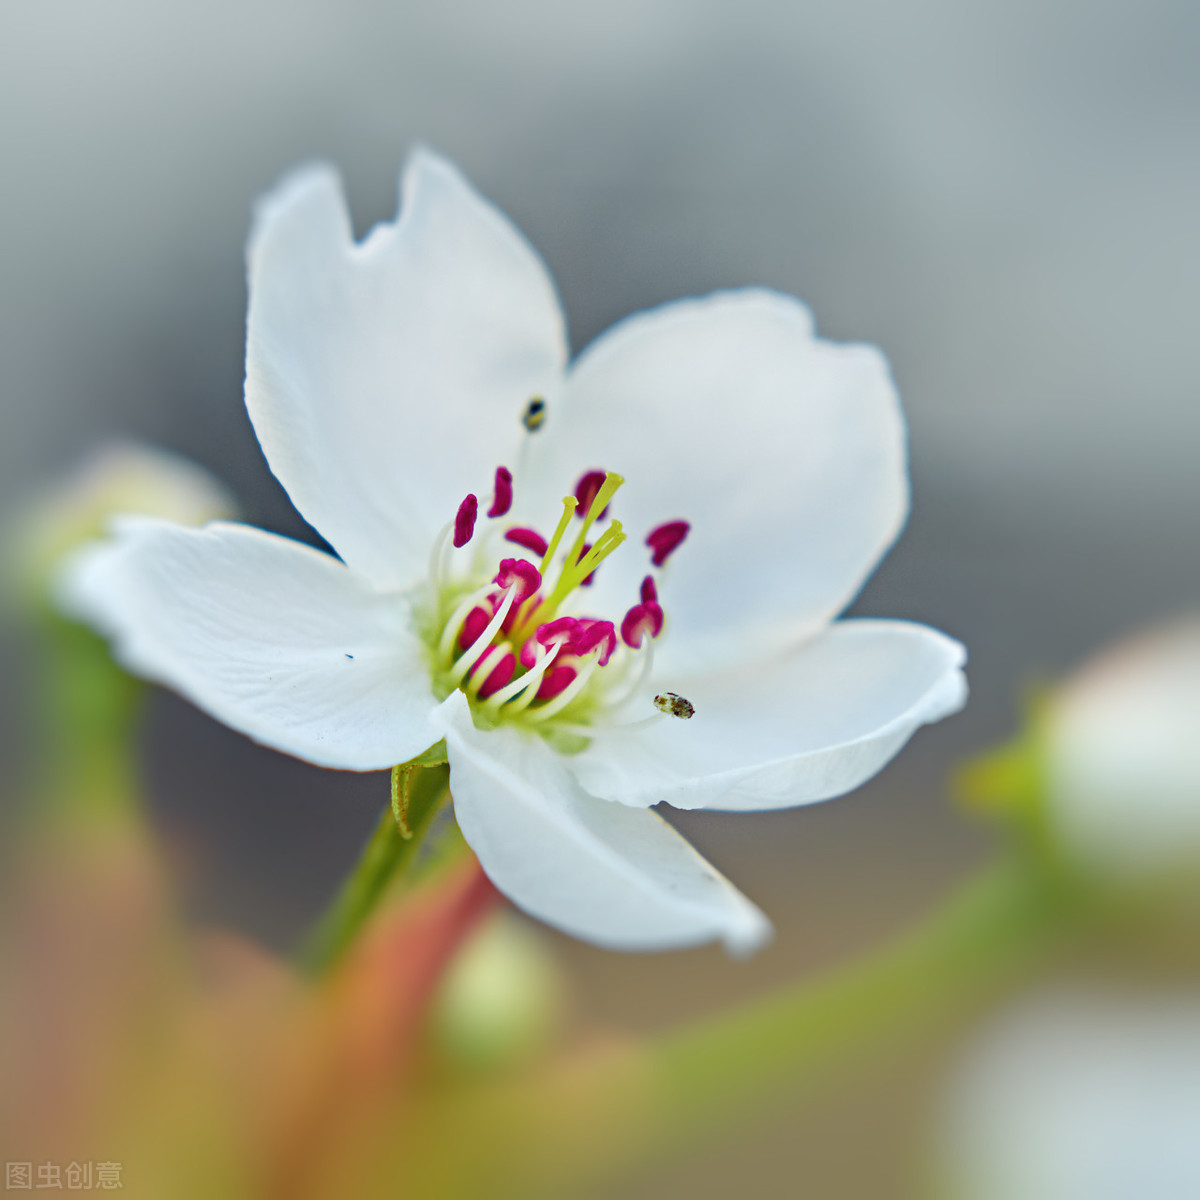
299, 764, 451, 975
30, 613, 144, 827
417, 858, 1080, 1197
647, 858, 1073, 1144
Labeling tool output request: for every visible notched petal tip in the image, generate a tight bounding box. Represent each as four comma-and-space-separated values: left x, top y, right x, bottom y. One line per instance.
248, 161, 350, 263
401, 143, 462, 193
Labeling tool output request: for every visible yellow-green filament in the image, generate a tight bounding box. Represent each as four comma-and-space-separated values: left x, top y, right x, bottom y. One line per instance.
561, 472, 624, 577
538, 496, 578, 575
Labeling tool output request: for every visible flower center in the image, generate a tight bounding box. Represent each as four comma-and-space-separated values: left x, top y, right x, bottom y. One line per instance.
418, 461, 691, 748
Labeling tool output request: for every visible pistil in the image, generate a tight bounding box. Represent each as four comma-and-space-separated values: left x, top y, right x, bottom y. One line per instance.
431, 463, 690, 736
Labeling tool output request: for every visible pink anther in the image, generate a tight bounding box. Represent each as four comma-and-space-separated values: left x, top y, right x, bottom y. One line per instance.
536, 664, 578, 701
487, 466, 514, 518
505, 527, 549, 557
475, 651, 516, 699
621, 601, 665, 648
458, 604, 493, 650
645, 520, 689, 567
574, 470, 610, 519
573, 618, 617, 665
535, 616, 581, 647
493, 558, 542, 603
453, 494, 479, 548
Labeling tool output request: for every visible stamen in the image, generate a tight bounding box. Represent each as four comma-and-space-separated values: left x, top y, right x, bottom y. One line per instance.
646, 520, 690, 567
435, 462, 682, 736
526, 651, 603, 722
556, 475, 624, 588
563, 473, 623, 571
555, 712, 668, 738
453, 494, 479, 548
437, 583, 495, 662
601, 637, 657, 710
472, 646, 516, 700
576, 521, 625, 576
534, 664, 578, 702
427, 521, 453, 595
573, 618, 617, 665
505, 527, 549, 557
458, 602, 493, 650
447, 587, 518, 685
485, 643, 563, 712
516, 492, 624, 646
621, 601, 664, 648
573, 471, 610, 519
493, 558, 542, 603
579, 543, 596, 585
487, 466, 513, 518
532, 616, 580, 653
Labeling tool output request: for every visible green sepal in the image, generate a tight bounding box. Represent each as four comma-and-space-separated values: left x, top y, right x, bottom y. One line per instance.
391, 740, 448, 836
953, 684, 1072, 872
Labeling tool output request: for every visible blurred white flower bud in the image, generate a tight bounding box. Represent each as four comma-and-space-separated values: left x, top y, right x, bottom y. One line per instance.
937, 989, 1200, 1200
431, 911, 565, 1073
8, 441, 235, 606
1045, 617, 1200, 881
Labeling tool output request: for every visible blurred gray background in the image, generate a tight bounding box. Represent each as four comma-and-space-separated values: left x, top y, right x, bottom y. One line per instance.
2, 0, 1197, 1193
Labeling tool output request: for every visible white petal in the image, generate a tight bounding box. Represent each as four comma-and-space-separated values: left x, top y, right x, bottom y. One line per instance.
548, 290, 907, 669
58, 520, 443, 770
570, 620, 966, 811
245, 149, 568, 589
437, 694, 770, 954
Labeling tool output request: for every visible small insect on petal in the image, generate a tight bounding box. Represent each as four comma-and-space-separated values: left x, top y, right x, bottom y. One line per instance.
654, 692, 695, 719
453, 494, 479, 548
522, 396, 547, 432
645, 520, 689, 567
487, 466, 514, 518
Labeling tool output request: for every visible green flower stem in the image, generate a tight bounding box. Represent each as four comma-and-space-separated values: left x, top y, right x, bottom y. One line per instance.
646, 858, 1076, 1148
427, 858, 1081, 1197
299, 763, 451, 975
30, 613, 144, 828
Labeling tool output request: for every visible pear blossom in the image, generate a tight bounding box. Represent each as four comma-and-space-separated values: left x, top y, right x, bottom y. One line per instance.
61, 150, 967, 953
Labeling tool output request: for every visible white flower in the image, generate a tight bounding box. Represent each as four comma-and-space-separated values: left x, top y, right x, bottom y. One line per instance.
1045, 616, 1200, 881
937, 990, 1200, 1200
61, 150, 966, 953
